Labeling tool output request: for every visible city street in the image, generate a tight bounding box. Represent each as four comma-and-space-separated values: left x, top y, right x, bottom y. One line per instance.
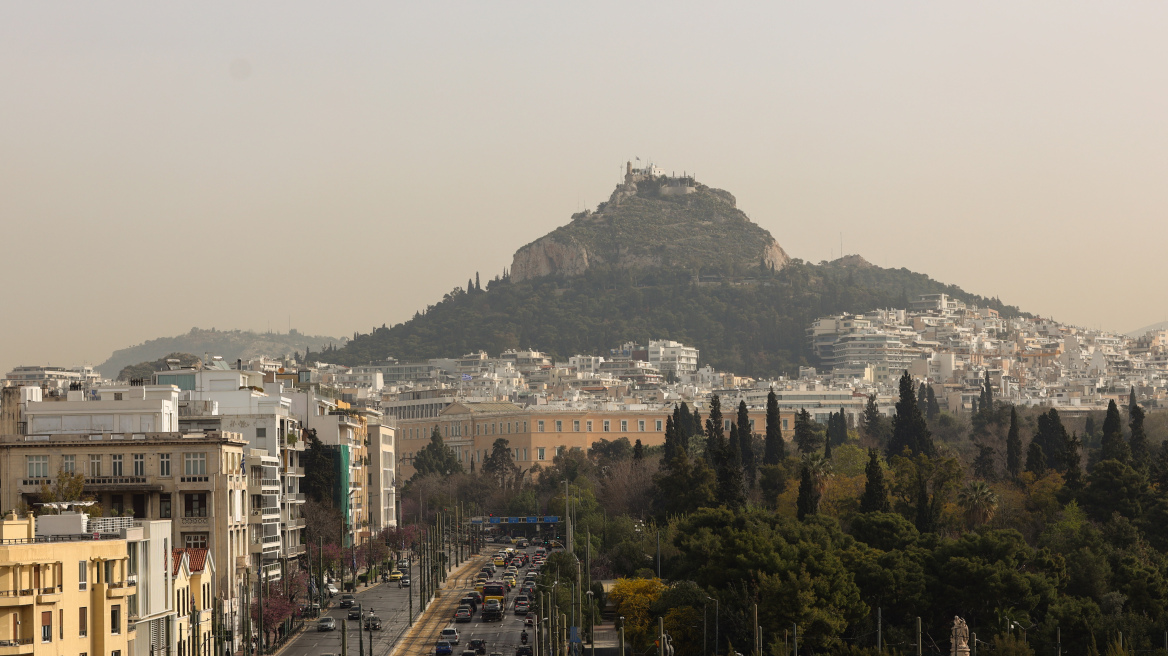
279, 562, 425, 656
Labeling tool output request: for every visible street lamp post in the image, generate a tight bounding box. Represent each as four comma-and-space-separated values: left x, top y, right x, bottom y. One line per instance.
585, 590, 595, 656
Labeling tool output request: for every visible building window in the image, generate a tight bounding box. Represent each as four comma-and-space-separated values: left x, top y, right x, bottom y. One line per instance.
133, 454, 145, 476
656, 420, 663, 431
111, 455, 123, 476
88, 455, 102, 478
184, 534, 208, 549
573, 420, 580, 432
638, 420, 645, 432
537, 421, 544, 432
782, 419, 789, 430
113, 392, 123, 401
603, 421, 610, 432
78, 607, 87, 636
159, 454, 171, 477
183, 453, 207, 476
41, 610, 51, 643
621, 420, 628, 432
184, 494, 207, 518
255, 428, 266, 438
555, 420, 562, 432
587, 421, 593, 432
160, 494, 172, 518
537, 448, 545, 461
110, 605, 120, 635
27, 455, 49, 478
62, 455, 75, 474
78, 562, 87, 590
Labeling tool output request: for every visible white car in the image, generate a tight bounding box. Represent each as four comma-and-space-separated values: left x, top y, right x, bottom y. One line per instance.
440, 628, 460, 644
326, 583, 339, 596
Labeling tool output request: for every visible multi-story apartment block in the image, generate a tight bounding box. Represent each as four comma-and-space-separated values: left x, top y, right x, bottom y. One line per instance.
0, 511, 136, 656
648, 340, 699, 377
288, 389, 367, 545
0, 430, 250, 654
367, 419, 397, 532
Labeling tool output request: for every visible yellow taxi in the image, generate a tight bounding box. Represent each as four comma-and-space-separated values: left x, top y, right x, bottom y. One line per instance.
493, 556, 506, 567
389, 570, 403, 581
475, 580, 486, 594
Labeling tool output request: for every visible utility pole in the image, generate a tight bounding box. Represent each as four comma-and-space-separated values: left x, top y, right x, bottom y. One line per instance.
341, 619, 348, 656
257, 568, 264, 655
916, 617, 922, 656
408, 553, 413, 625
877, 607, 882, 653
752, 604, 758, 656
658, 617, 665, 656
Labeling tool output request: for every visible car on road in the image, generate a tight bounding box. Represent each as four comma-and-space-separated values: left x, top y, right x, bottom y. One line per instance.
339, 593, 355, 608
514, 598, 530, 614
365, 615, 382, 630
347, 605, 362, 620
516, 647, 533, 656
398, 558, 410, 569
326, 583, 339, 597
520, 583, 535, 596
440, 628, 460, 644
460, 595, 479, 612
436, 641, 454, 656
482, 599, 503, 622
469, 639, 488, 655
390, 570, 403, 581
454, 607, 473, 623
461, 651, 478, 656
401, 576, 412, 588
317, 617, 336, 632
467, 591, 483, 604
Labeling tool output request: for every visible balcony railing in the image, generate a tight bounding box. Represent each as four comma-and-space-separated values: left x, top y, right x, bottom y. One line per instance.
88, 516, 135, 533
285, 493, 306, 503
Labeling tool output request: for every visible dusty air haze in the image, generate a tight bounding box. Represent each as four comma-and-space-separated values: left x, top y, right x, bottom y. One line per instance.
2, 2, 1167, 374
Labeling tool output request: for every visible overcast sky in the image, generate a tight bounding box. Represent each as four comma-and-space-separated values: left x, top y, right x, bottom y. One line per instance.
3, 2, 1167, 375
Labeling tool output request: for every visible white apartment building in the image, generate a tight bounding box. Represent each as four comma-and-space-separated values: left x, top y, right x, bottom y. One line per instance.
648, 340, 699, 376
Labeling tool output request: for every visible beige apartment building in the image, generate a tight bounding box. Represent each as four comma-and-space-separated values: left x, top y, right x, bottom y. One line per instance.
395, 401, 801, 479
0, 512, 136, 656
0, 431, 251, 651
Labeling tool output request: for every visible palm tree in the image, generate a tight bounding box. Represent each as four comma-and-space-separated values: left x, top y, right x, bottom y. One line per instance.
958, 480, 998, 529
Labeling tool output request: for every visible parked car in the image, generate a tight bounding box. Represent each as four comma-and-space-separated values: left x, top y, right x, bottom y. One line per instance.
317, 617, 337, 632
440, 628, 461, 644
436, 641, 454, 656
339, 593, 355, 608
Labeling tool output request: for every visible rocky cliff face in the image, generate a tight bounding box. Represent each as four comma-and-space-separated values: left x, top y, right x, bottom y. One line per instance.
511, 175, 789, 282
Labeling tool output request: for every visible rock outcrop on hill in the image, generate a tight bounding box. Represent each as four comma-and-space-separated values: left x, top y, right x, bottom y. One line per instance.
510, 170, 789, 282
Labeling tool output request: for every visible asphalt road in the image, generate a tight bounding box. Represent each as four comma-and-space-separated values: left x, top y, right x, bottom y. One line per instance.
280, 544, 541, 656
281, 562, 423, 656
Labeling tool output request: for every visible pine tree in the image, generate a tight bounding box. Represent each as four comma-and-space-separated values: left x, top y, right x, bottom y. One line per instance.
860, 448, 890, 512
1151, 441, 1168, 491
794, 408, 822, 454
1100, 400, 1130, 463
1129, 403, 1150, 471
888, 371, 935, 458
926, 385, 940, 421
764, 388, 785, 465
1006, 406, 1022, 479
1025, 442, 1047, 477
737, 401, 756, 485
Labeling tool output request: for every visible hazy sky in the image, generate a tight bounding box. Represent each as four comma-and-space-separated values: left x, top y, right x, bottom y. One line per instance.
3, 2, 1168, 375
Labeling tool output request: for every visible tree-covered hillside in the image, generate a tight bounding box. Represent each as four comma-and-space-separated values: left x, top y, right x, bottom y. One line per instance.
336, 258, 1025, 376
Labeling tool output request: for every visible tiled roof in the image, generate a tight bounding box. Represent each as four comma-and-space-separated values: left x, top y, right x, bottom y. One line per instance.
172, 549, 187, 576
185, 548, 209, 573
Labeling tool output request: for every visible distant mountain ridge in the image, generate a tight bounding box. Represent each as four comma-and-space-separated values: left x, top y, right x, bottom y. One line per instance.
97, 328, 343, 379
1129, 320, 1168, 337
510, 165, 788, 282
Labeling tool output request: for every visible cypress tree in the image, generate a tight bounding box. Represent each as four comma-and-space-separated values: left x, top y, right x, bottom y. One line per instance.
678, 403, 693, 440
737, 401, 756, 485
983, 370, 994, 413
663, 415, 678, 465
1006, 406, 1022, 479
728, 423, 741, 468
692, 409, 703, 450
764, 388, 785, 464
888, 371, 935, 458
971, 397, 979, 416
918, 383, 928, 407
1084, 415, 1097, 440
1129, 387, 1139, 417
1032, 409, 1070, 472
1100, 400, 1130, 463
914, 470, 936, 533
716, 425, 746, 510
1063, 431, 1083, 489
704, 397, 724, 465
926, 385, 940, 421
1130, 403, 1150, 471
824, 426, 833, 460
862, 393, 887, 447
1025, 442, 1046, 477
1151, 440, 1168, 491
860, 448, 890, 512
796, 466, 817, 520
634, 439, 644, 461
